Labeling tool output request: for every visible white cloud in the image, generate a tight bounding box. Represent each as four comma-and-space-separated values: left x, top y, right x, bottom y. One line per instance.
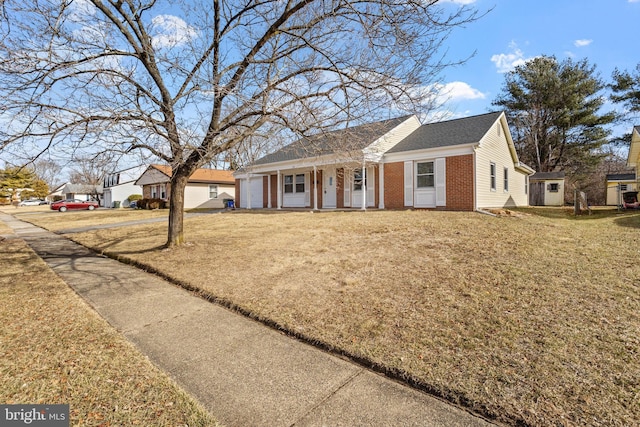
629, 0, 640, 3
574, 39, 593, 47
437, 81, 486, 101
491, 42, 533, 73
151, 15, 198, 49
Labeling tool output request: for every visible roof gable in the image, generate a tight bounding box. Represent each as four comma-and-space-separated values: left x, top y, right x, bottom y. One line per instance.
253, 115, 414, 165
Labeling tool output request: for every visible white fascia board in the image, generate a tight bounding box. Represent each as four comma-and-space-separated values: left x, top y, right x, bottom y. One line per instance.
382, 144, 476, 163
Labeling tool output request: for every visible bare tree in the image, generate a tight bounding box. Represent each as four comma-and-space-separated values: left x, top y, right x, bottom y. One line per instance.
0, 0, 480, 247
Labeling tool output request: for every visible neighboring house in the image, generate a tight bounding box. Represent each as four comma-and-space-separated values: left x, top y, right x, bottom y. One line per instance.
103, 165, 146, 208
135, 164, 235, 209
46, 183, 67, 202
529, 171, 566, 206
60, 183, 102, 203
234, 111, 534, 211
605, 173, 637, 206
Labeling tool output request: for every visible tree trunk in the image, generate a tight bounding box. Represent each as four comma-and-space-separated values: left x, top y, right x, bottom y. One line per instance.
166, 173, 190, 248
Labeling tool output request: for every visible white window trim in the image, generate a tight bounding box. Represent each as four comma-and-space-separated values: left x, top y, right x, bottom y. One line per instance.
209, 184, 219, 199
415, 161, 435, 189
490, 162, 496, 192
503, 167, 509, 193
284, 174, 305, 194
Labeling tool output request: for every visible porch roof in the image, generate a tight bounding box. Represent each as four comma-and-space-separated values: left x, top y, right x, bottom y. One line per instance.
253, 115, 413, 166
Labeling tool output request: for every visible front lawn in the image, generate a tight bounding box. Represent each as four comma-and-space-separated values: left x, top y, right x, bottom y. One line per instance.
26, 209, 640, 426
0, 239, 219, 426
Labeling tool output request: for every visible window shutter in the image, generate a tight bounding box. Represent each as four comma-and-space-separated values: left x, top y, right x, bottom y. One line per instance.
343, 170, 351, 207
366, 165, 375, 207
304, 173, 310, 206
404, 161, 413, 206
435, 157, 446, 206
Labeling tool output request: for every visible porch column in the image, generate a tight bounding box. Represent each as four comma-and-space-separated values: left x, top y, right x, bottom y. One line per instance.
313, 166, 318, 210
361, 159, 367, 210
277, 170, 282, 209
267, 174, 272, 208
379, 163, 385, 209
246, 173, 252, 209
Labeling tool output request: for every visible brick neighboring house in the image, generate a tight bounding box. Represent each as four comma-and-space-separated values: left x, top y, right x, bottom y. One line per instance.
234, 111, 534, 211
135, 164, 235, 209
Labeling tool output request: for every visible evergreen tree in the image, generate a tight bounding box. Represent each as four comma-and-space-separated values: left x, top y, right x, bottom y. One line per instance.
611, 64, 640, 116
493, 56, 615, 175
0, 166, 49, 200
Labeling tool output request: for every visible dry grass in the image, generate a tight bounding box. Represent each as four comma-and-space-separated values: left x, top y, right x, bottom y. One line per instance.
0, 238, 219, 426
27, 209, 640, 426
2, 206, 168, 232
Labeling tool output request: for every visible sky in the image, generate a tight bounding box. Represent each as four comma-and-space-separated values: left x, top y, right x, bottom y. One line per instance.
435, 0, 639, 140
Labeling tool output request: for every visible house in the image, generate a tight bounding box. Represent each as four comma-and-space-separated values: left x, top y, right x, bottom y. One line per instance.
46, 182, 67, 202
134, 164, 236, 209
529, 171, 566, 206
59, 183, 102, 203
234, 111, 534, 211
103, 165, 146, 208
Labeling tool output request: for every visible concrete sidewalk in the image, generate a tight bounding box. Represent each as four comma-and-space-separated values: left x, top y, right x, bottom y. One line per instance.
1, 213, 494, 427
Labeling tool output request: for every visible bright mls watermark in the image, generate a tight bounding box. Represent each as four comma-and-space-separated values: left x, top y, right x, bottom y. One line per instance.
1, 405, 69, 426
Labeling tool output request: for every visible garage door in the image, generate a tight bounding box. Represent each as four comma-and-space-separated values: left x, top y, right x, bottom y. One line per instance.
239, 177, 263, 208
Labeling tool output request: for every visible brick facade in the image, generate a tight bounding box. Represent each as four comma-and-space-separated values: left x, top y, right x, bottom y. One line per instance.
445, 154, 474, 211
383, 162, 405, 209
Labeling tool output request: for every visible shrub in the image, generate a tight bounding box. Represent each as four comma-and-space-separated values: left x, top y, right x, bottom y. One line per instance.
127, 194, 143, 202
137, 198, 166, 210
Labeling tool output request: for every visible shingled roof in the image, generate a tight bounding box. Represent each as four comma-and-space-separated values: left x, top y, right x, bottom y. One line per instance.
149, 164, 235, 184
386, 111, 503, 153
253, 115, 413, 165
530, 171, 566, 180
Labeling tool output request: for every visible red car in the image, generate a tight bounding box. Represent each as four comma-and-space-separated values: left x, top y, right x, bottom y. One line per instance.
51, 199, 99, 212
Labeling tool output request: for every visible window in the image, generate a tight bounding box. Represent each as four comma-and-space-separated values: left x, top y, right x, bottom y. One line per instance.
284, 174, 305, 193
161, 186, 166, 199
151, 186, 157, 198
284, 175, 293, 193
209, 184, 218, 199
490, 162, 496, 191
416, 161, 435, 188
548, 183, 559, 192
295, 174, 305, 193
503, 167, 509, 192
620, 184, 628, 191
353, 169, 367, 191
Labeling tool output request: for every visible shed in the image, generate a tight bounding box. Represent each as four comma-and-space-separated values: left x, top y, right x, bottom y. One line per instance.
605, 173, 637, 206
529, 172, 565, 206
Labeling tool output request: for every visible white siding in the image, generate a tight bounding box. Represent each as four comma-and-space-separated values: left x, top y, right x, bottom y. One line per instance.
475, 120, 529, 209
185, 183, 236, 209
364, 116, 422, 160
105, 182, 143, 208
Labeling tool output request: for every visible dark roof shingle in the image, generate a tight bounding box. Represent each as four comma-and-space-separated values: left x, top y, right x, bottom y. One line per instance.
253, 116, 412, 165
386, 111, 502, 153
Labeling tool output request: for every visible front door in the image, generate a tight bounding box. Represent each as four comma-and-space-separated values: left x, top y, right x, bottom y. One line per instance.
323, 167, 337, 208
